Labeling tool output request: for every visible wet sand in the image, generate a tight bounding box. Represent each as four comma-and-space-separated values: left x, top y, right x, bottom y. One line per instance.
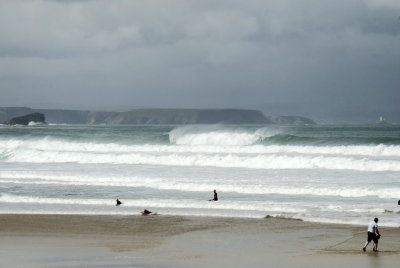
0, 214, 399, 267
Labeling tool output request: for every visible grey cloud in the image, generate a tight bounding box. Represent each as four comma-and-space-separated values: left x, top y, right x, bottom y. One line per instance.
0, 0, 399, 123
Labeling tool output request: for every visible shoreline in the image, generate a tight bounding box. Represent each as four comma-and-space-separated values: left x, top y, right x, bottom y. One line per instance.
1, 214, 399, 267
1, 211, 398, 228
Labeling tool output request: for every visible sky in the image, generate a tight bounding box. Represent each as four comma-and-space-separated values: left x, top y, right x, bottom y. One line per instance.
0, 0, 399, 123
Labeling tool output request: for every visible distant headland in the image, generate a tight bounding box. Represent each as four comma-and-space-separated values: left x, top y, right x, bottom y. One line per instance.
0, 107, 315, 125
3, 112, 46, 125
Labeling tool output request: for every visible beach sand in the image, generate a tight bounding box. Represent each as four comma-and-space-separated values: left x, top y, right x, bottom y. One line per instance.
0, 214, 399, 267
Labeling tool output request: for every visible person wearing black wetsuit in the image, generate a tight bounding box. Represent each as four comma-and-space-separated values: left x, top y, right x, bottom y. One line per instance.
212, 189, 218, 201
141, 209, 152, 215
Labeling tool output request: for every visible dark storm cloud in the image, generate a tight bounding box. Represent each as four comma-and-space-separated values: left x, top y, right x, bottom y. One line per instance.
0, 0, 399, 122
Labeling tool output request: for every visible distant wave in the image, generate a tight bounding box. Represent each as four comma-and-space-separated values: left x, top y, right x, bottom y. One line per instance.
28, 121, 46, 126
169, 125, 400, 146
1, 124, 400, 148
48, 123, 70, 126
169, 125, 271, 146
261, 134, 400, 145
261, 134, 315, 144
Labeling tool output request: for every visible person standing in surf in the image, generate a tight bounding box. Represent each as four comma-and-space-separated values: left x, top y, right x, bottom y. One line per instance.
363, 217, 381, 252
209, 189, 218, 201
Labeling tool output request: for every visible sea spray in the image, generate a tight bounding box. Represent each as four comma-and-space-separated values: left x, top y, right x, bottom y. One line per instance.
169, 125, 264, 145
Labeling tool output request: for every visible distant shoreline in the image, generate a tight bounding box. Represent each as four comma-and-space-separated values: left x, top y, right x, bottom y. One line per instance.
0, 107, 316, 125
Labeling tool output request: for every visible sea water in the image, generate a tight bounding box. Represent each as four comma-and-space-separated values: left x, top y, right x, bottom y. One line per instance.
0, 124, 399, 226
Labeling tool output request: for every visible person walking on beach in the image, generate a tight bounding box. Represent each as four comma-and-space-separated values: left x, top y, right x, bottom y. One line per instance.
363, 217, 381, 252
209, 189, 218, 201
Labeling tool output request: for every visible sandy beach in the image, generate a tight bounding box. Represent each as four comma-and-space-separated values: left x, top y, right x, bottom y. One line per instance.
0, 214, 399, 267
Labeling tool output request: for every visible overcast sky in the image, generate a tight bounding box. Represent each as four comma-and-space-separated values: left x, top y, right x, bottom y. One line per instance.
0, 0, 399, 123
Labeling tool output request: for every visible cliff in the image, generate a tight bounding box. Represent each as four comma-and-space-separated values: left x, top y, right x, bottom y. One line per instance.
0, 107, 315, 125
3, 112, 46, 125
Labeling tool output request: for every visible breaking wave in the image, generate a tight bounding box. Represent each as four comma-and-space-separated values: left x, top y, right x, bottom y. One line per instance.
1, 135, 400, 171
169, 125, 400, 146
3, 149, 400, 171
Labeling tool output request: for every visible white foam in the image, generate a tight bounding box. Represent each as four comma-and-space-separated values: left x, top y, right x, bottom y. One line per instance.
28, 121, 45, 126
0, 194, 306, 213
2, 136, 400, 157
169, 125, 266, 146
4, 147, 400, 172
1, 193, 398, 226
1, 172, 399, 198
3, 193, 388, 216
298, 216, 391, 227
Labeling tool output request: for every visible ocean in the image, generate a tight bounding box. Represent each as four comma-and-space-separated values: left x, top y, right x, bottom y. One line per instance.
0, 124, 399, 226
